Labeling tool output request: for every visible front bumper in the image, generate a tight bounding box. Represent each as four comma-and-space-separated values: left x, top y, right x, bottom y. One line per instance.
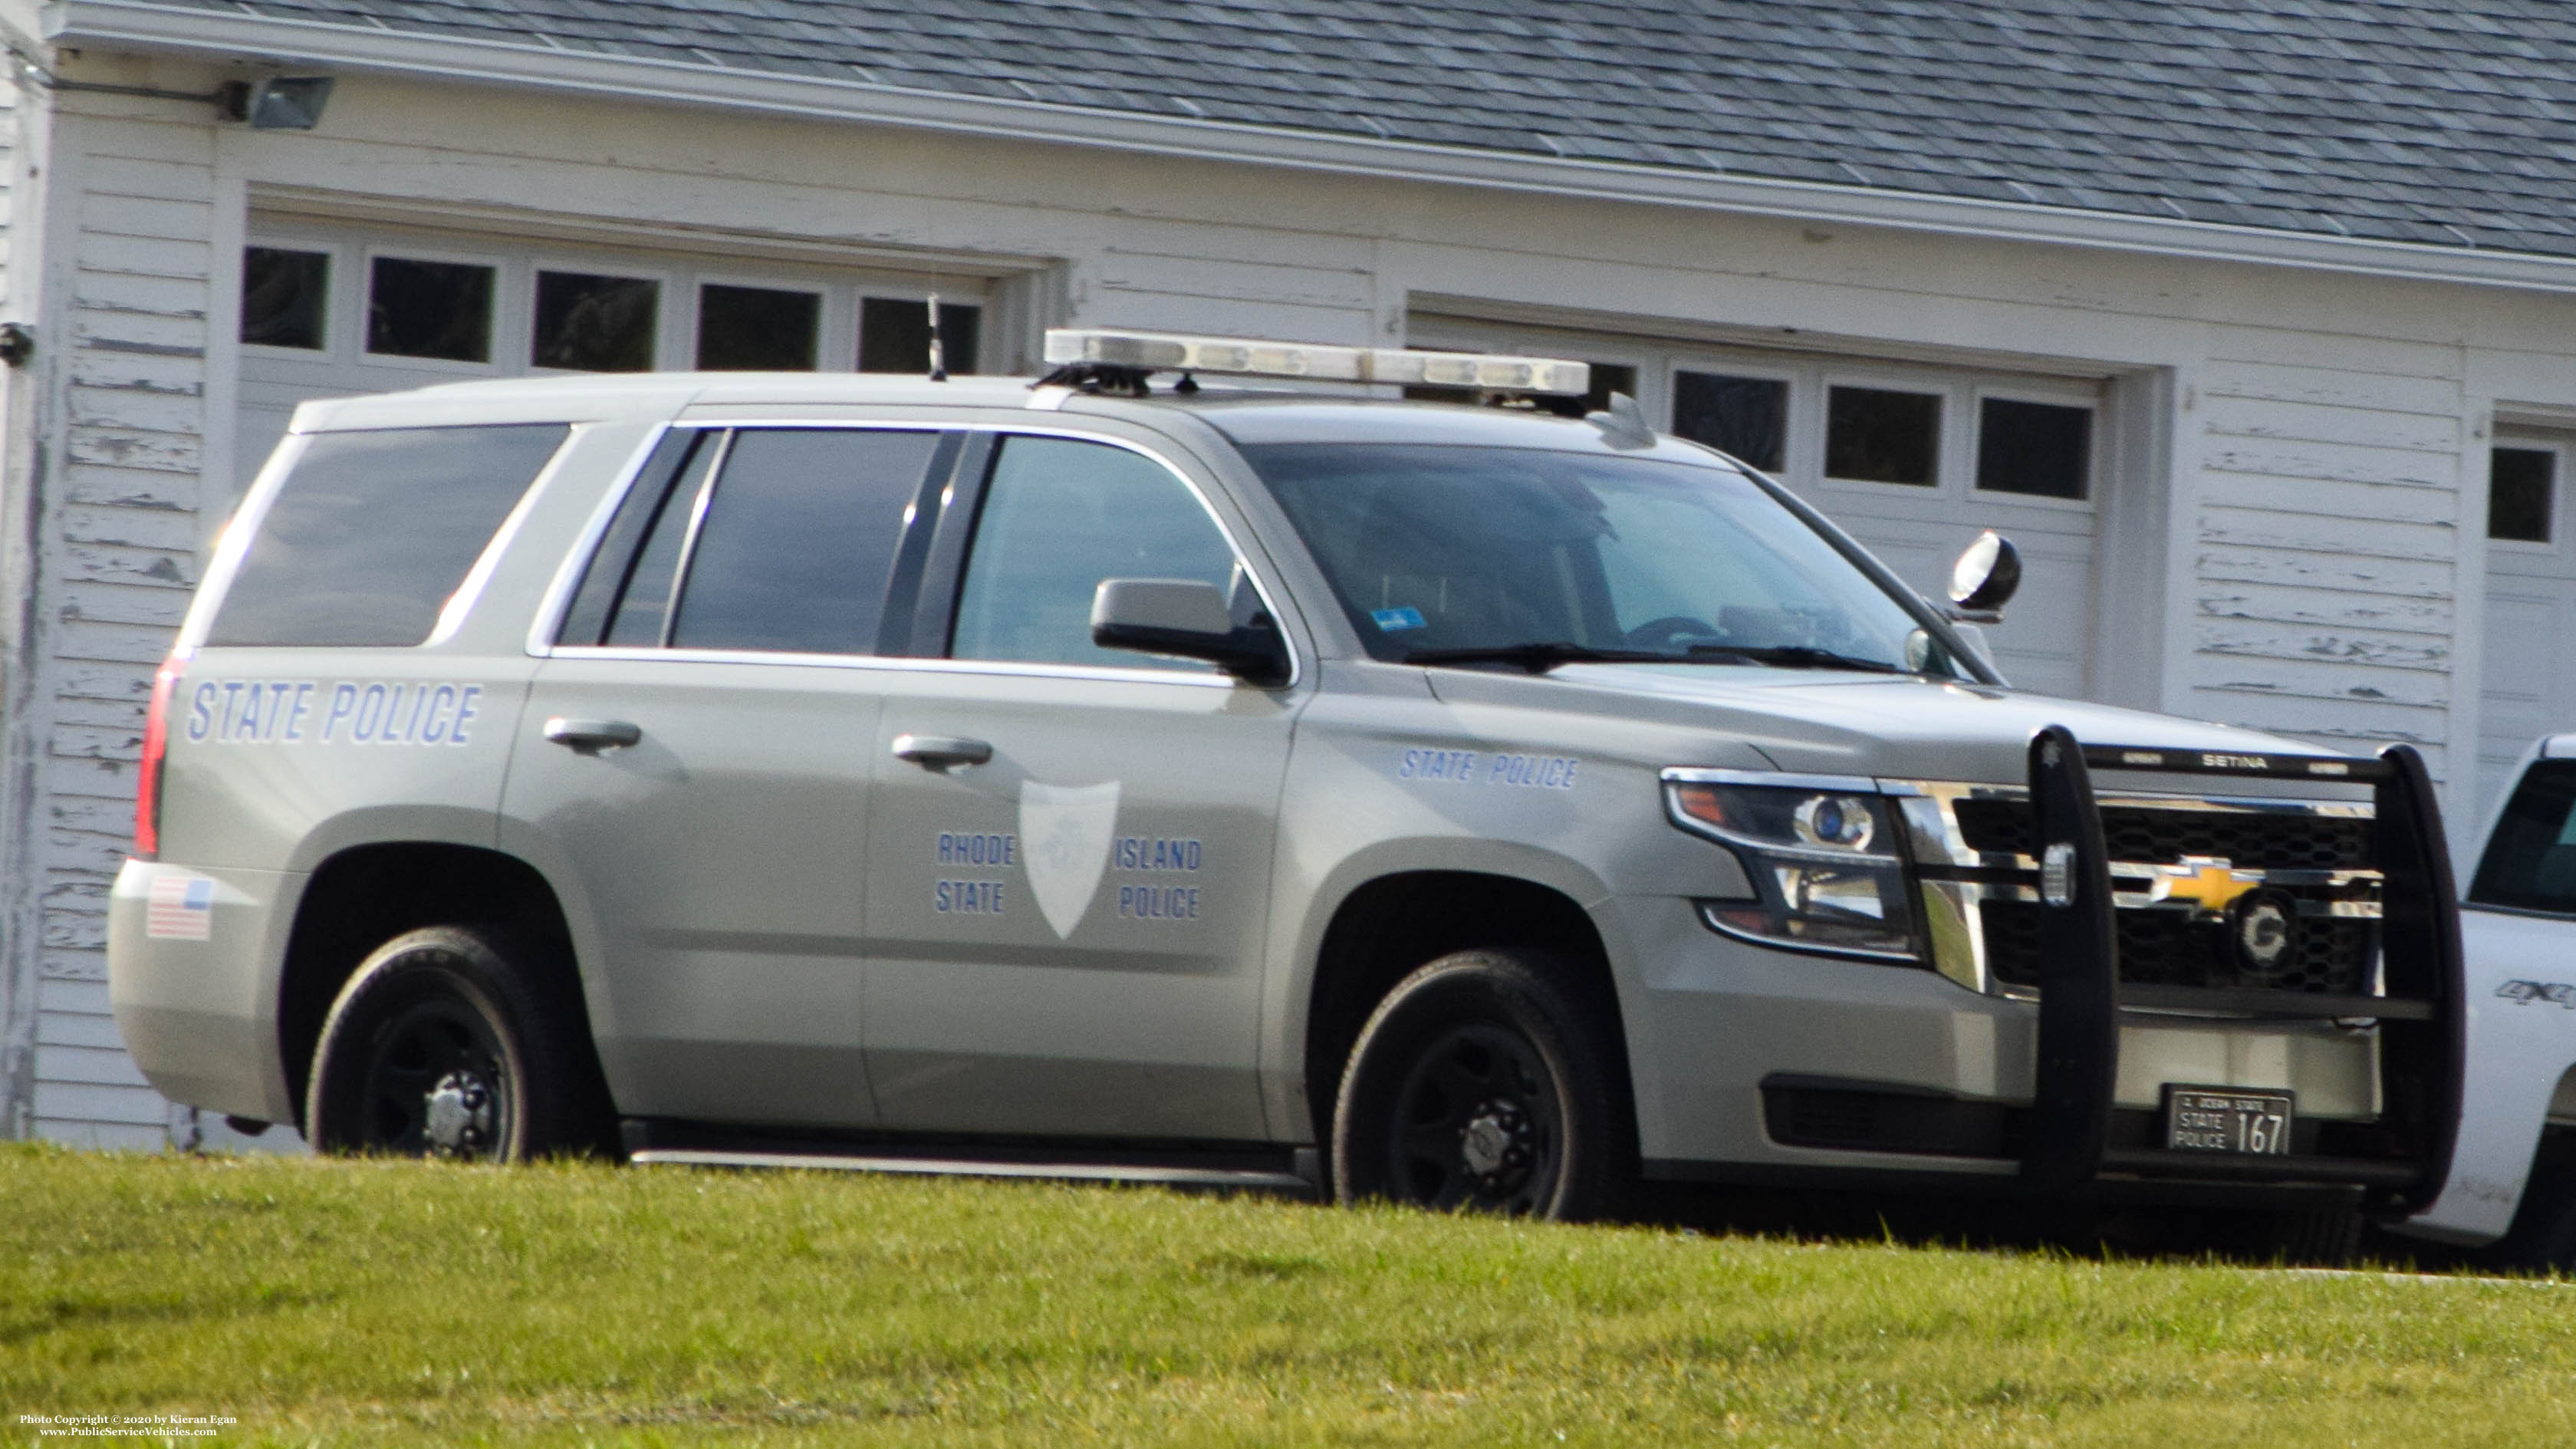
1613, 733, 2462, 1210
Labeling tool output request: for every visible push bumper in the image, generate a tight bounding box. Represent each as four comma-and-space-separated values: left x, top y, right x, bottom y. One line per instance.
2018, 729, 2462, 1212
1620, 731, 2462, 1212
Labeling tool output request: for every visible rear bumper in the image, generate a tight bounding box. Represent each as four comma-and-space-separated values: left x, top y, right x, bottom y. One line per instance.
107, 857, 304, 1124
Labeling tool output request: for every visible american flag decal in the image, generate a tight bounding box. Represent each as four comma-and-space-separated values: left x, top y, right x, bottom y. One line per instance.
146, 873, 214, 941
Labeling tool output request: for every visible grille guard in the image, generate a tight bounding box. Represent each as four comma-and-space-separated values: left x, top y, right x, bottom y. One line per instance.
2018, 729, 2464, 1214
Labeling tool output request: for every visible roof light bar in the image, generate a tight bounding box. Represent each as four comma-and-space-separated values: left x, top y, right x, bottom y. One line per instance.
1043, 328, 1591, 397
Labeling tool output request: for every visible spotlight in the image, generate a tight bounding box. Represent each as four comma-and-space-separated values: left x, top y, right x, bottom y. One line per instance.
242, 76, 334, 130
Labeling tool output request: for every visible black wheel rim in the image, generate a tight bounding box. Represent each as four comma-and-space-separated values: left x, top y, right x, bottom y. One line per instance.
354, 983, 512, 1161
1383, 1022, 1563, 1213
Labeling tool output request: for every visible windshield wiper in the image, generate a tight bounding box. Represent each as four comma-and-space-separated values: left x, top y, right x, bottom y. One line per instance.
1684, 643, 1907, 674
1400, 642, 1679, 673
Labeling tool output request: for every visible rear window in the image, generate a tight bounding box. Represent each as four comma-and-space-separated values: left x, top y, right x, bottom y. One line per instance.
2470, 759, 2576, 915
206, 424, 568, 647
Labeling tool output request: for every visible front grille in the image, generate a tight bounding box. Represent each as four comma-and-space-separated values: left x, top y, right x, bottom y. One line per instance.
1953, 798, 2370, 870
1979, 899, 2374, 994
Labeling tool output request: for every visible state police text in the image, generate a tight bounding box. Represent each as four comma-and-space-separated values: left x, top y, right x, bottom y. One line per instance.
184, 679, 485, 746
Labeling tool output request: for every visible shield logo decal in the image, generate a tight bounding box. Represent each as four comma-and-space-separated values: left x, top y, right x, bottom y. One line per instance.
1018, 780, 1120, 939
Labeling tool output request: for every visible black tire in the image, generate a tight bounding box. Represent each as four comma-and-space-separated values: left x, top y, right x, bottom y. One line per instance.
304, 925, 613, 1162
2262, 1204, 2366, 1266
1331, 948, 1633, 1220
2493, 1165, 2576, 1273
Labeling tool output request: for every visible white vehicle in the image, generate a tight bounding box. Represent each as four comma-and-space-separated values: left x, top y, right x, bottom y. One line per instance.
2393, 735, 2576, 1266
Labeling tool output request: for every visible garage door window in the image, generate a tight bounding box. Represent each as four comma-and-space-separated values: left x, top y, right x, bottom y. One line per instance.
1673, 371, 1787, 472
1976, 398, 2093, 500
860, 297, 982, 375
368, 252, 497, 358
699, 284, 821, 370
247, 228, 991, 384
241, 248, 328, 351
2491, 446, 2558, 545
367, 256, 495, 363
534, 271, 660, 372
1825, 386, 1942, 486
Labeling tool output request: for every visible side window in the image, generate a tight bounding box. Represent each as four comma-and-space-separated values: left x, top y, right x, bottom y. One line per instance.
568, 428, 939, 654
2470, 760, 2576, 914
949, 436, 1237, 670
208, 423, 569, 647
557, 429, 714, 647
605, 439, 714, 649
672, 429, 934, 653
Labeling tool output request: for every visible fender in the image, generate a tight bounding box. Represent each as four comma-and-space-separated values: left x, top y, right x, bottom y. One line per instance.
2395, 908, 2576, 1244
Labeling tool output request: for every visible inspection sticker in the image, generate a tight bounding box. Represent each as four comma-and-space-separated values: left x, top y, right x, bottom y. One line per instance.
146, 873, 214, 940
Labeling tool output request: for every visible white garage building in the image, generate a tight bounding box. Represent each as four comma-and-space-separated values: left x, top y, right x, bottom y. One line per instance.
2, 0, 2572, 1147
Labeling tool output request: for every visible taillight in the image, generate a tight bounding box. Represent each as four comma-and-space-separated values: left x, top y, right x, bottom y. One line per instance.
133, 654, 182, 861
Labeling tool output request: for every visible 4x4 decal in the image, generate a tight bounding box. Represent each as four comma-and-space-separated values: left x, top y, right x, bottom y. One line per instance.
2496, 980, 2576, 1008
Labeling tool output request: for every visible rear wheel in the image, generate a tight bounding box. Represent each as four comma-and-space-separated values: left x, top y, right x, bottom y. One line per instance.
1332, 948, 1632, 1220
305, 925, 611, 1161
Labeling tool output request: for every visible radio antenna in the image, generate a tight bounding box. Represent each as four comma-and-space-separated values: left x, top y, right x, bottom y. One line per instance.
926, 292, 948, 382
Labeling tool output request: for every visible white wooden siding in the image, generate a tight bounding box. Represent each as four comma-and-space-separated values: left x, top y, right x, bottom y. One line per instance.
2186, 329, 2467, 775
0, 68, 27, 1143
21, 92, 212, 1148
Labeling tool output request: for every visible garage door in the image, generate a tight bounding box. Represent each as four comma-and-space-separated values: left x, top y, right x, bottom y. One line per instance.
233, 217, 993, 523
1410, 321, 2107, 700
2478, 436, 2576, 818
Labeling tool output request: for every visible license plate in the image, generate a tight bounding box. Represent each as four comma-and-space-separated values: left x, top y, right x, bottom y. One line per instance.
2163, 1087, 2295, 1156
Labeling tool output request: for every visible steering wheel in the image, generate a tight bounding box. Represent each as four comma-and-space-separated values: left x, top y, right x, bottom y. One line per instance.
1621, 615, 1722, 650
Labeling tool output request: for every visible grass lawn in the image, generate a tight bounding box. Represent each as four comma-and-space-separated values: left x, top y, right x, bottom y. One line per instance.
5, 1143, 2574, 1446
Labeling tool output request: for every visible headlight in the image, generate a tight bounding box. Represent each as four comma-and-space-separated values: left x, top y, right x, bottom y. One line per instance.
1664, 774, 1920, 963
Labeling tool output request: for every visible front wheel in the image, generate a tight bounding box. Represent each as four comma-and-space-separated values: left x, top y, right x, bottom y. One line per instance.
1331, 949, 1633, 1220
2492, 1163, 2576, 1273
304, 925, 610, 1161
2261, 1204, 2365, 1266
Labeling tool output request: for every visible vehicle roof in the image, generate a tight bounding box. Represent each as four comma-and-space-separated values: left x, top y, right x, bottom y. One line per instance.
294, 371, 1742, 466
295, 371, 1039, 429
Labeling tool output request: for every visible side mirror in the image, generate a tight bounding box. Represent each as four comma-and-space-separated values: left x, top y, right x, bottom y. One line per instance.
1947, 530, 2022, 621
1091, 578, 1289, 686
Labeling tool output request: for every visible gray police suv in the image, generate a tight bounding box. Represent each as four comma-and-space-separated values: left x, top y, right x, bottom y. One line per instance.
109, 330, 2462, 1235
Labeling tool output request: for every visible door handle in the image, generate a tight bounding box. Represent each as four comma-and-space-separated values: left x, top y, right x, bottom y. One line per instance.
891, 733, 993, 771
543, 716, 643, 753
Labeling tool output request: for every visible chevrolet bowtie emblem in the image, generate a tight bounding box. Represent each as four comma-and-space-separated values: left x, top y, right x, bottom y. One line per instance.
2148, 855, 2262, 912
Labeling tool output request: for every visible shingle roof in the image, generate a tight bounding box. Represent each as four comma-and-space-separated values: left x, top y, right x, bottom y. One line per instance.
149, 0, 2576, 261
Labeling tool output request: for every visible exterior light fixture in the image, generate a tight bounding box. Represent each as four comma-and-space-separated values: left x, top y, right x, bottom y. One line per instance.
239, 76, 334, 130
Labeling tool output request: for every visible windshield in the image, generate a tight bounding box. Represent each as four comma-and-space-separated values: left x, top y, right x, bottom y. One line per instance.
1240, 442, 1971, 676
